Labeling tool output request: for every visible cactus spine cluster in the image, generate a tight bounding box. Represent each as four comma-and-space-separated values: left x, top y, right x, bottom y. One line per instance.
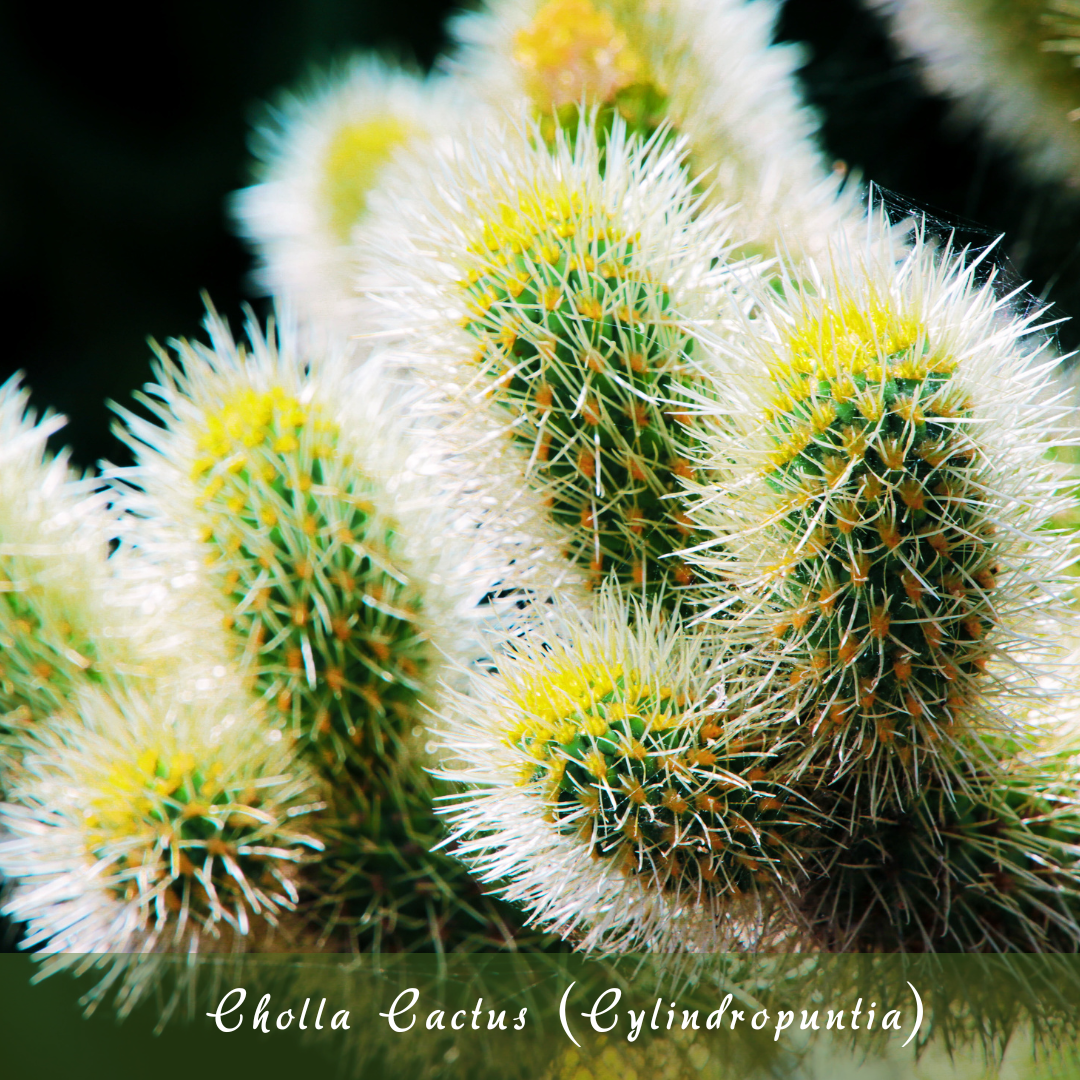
800, 743, 1080, 951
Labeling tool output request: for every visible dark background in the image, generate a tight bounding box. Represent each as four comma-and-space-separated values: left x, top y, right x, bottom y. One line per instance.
3, 0, 1080, 473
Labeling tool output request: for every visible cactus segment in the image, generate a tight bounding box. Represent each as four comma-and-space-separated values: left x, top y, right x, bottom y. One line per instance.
459, 182, 709, 598
190, 384, 434, 784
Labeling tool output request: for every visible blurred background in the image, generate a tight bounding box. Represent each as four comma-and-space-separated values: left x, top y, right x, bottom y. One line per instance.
4, 0, 1080, 472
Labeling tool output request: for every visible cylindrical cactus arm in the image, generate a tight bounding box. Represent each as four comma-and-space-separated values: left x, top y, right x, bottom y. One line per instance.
446, 0, 864, 263
365, 115, 747, 607
0, 376, 133, 740
0, 674, 323, 1009
110, 309, 549, 952
437, 589, 814, 952
232, 57, 474, 349
112, 315, 449, 787
687, 220, 1077, 808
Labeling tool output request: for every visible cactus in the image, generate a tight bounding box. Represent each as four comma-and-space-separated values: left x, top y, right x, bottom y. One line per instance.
0, 674, 323, 1011
113, 311, 552, 951
869, 0, 1080, 185
232, 58, 470, 349
447, 0, 861, 262
438, 590, 812, 950
797, 738, 1080, 951
688, 224, 1074, 808
0, 377, 126, 740
365, 116, 739, 605
117, 317, 441, 787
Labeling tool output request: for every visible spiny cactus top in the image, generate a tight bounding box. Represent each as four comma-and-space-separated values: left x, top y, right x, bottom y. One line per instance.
447, 0, 862, 261
232, 58, 471, 348
688, 225, 1076, 806
438, 590, 808, 951
114, 314, 462, 788
0, 673, 322, 1010
364, 115, 743, 605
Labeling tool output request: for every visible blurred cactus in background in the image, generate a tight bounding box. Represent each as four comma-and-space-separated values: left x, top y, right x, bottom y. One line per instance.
868, 0, 1080, 186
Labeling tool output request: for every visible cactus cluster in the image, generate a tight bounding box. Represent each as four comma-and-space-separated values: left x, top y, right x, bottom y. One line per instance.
9, 0, 1080, 1031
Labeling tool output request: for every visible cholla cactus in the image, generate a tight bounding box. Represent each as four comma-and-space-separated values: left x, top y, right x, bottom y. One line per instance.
365, 115, 742, 603
0, 674, 322, 1011
799, 734, 1080, 951
113, 310, 539, 951
232, 58, 471, 349
438, 590, 810, 951
447, 0, 862, 261
869, 0, 1080, 185
687, 221, 1075, 806
114, 313, 452, 786
0, 377, 131, 741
